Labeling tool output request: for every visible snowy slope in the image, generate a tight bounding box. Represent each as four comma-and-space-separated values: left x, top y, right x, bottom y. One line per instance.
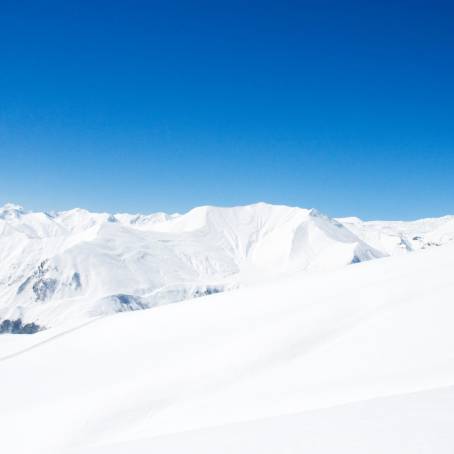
1, 243, 454, 453
77, 386, 454, 454
0, 202, 383, 329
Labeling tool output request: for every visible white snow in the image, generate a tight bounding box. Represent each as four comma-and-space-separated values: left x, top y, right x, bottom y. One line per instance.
1, 240, 454, 453
75, 386, 454, 454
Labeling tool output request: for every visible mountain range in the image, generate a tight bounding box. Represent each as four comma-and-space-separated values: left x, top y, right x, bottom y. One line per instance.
1, 202, 453, 332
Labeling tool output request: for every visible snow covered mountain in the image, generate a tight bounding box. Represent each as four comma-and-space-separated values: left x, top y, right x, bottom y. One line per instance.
337, 214, 454, 255
0, 202, 452, 331
1, 242, 454, 453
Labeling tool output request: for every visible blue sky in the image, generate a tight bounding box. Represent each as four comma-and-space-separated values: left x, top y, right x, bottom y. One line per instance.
0, 0, 453, 219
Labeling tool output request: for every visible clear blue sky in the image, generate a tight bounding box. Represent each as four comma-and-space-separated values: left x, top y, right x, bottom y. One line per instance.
1, 0, 453, 220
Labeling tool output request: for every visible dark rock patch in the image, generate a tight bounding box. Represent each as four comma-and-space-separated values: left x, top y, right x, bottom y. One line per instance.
112, 294, 147, 310
71, 272, 82, 290
193, 286, 224, 298
0, 319, 43, 334
33, 278, 57, 301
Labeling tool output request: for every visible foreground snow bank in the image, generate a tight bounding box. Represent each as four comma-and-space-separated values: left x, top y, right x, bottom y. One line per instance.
76, 385, 454, 454
1, 243, 454, 453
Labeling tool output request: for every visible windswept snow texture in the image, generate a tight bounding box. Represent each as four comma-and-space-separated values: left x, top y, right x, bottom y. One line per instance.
1, 243, 454, 453
0, 202, 452, 329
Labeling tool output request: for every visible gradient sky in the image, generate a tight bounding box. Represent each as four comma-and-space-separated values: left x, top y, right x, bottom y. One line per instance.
0, 0, 453, 220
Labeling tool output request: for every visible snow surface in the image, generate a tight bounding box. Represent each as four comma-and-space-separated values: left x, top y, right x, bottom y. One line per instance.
1, 202, 452, 329
1, 242, 454, 453
75, 386, 454, 454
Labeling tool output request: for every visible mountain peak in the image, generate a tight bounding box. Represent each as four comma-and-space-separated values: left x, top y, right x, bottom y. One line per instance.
0, 203, 26, 218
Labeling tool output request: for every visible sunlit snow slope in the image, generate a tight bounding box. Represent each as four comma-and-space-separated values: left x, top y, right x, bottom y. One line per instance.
1, 243, 454, 453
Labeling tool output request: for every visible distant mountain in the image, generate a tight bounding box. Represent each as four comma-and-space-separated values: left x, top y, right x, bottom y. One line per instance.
337, 214, 454, 254
0, 202, 452, 330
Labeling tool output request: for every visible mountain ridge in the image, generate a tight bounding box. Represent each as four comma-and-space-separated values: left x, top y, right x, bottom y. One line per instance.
1, 202, 452, 330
